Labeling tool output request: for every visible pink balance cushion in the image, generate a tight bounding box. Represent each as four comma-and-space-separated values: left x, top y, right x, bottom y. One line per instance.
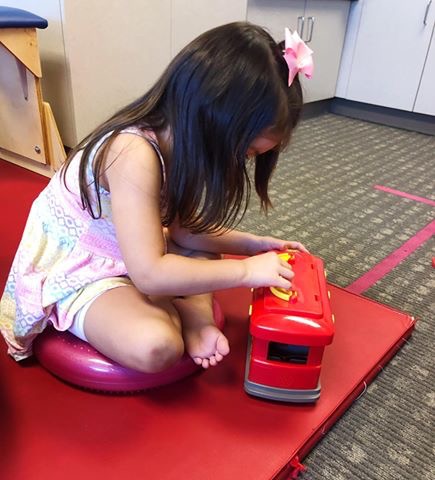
34, 298, 225, 392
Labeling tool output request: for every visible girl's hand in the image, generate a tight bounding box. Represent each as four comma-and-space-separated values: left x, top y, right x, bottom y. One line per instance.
252, 236, 309, 255
242, 251, 294, 289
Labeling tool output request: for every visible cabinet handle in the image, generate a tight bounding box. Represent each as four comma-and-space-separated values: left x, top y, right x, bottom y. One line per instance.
297, 16, 305, 39
306, 16, 315, 43
424, 0, 432, 25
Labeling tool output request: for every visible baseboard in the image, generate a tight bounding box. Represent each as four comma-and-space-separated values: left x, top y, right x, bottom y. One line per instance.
301, 99, 333, 120
330, 98, 435, 136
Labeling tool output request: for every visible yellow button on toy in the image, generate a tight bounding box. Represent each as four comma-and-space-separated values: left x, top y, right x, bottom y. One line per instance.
277, 252, 291, 262
270, 287, 298, 302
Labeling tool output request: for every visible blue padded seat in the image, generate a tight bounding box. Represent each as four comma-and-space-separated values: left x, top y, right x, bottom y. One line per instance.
0, 6, 47, 29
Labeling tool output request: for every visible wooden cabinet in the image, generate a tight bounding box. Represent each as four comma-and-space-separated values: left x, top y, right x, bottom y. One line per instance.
336, 0, 435, 115
247, 0, 351, 103
0, 6, 66, 175
0, 32, 47, 165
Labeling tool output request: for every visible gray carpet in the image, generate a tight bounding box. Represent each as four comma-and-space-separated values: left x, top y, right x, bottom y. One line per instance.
239, 114, 435, 479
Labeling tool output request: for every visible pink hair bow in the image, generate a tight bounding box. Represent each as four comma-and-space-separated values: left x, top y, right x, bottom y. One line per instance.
283, 27, 314, 86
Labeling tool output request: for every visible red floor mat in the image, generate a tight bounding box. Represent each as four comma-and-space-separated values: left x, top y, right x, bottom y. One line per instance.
0, 160, 415, 479
0, 287, 415, 480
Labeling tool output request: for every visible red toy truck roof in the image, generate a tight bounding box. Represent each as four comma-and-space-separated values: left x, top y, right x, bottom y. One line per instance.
250, 251, 334, 346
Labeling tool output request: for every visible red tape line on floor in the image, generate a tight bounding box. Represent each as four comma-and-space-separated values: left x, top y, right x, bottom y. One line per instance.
374, 185, 435, 207
347, 219, 434, 294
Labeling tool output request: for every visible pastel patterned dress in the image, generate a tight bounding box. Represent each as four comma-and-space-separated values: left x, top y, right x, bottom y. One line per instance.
0, 127, 165, 360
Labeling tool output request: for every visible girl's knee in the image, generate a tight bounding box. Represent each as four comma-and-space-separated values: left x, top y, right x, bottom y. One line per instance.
128, 324, 185, 373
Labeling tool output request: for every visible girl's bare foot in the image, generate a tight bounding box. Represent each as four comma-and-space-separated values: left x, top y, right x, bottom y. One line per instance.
173, 295, 230, 368
185, 324, 230, 368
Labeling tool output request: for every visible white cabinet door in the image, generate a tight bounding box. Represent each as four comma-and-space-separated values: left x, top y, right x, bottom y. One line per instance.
248, 0, 350, 103
171, 0, 248, 57
414, 30, 435, 115
247, 0, 305, 41
301, 0, 350, 102
344, 0, 434, 111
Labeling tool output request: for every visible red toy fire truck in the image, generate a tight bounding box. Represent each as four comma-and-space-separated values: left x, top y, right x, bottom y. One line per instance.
244, 250, 335, 403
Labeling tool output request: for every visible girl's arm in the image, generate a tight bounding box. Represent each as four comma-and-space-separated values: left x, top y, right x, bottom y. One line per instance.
104, 134, 293, 297
168, 219, 309, 256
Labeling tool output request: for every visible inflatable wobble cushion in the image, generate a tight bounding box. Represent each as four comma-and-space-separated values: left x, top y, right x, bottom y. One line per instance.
34, 298, 225, 392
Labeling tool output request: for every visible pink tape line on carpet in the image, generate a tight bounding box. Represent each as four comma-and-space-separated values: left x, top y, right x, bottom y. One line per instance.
374, 185, 435, 207
346, 220, 435, 294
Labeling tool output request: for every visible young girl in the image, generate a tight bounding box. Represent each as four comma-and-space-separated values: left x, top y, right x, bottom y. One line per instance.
0, 22, 311, 372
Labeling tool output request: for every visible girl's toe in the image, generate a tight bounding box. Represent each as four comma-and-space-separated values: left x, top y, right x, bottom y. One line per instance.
215, 352, 223, 362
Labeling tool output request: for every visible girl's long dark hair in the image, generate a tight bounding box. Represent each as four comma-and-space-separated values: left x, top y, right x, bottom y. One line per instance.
62, 22, 303, 233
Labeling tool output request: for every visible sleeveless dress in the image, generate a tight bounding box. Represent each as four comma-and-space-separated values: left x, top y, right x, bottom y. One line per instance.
0, 127, 166, 361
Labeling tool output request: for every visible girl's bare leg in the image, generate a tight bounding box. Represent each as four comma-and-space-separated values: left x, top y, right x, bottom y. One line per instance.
82, 286, 184, 373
